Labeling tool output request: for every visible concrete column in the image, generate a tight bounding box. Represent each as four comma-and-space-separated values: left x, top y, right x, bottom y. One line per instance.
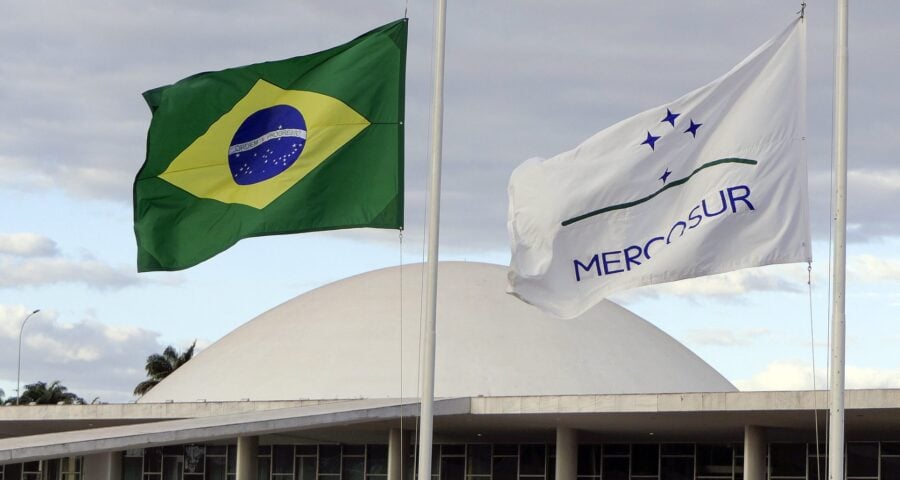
389, 428, 412, 480
237, 436, 260, 480
744, 425, 767, 480
555, 427, 578, 480
82, 452, 122, 480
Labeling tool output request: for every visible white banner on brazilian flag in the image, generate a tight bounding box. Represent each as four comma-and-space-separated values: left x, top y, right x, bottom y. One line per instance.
507, 18, 810, 319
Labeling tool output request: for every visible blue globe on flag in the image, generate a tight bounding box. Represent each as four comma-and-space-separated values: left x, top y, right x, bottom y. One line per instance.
228, 105, 307, 185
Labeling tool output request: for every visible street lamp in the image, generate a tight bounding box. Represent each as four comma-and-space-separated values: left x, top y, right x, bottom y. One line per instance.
16, 309, 40, 406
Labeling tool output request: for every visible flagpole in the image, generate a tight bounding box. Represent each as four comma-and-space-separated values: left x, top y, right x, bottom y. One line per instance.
417, 0, 447, 479
829, 0, 849, 479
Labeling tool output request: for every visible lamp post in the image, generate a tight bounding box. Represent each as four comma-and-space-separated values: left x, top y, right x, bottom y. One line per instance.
16, 309, 40, 406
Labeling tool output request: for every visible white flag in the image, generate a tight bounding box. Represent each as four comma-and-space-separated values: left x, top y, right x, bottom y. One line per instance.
507, 19, 810, 319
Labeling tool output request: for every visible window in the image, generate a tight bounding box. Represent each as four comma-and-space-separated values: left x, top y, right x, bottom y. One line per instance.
466, 445, 491, 476
696, 444, 733, 478
632, 444, 659, 477
576, 445, 601, 479
769, 443, 805, 479
846, 443, 877, 478
519, 445, 546, 477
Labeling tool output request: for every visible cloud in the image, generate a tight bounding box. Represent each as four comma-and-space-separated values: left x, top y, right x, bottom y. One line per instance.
0, 233, 59, 257
735, 360, 900, 391
614, 264, 809, 302
0, 305, 202, 403
0, 232, 178, 290
685, 328, 771, 347
0, 255, 145, 290
849, 254, 900, 282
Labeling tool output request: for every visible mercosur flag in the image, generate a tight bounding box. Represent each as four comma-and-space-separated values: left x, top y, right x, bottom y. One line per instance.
135, 20, 406, 272
507, 19, 809, 318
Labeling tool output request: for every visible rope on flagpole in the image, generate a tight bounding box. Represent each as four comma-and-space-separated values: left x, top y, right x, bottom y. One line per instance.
398, 228, 405, 480
808, 261, 823, 480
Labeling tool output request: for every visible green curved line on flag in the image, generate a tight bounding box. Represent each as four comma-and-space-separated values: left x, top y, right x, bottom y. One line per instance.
561, 157, 758, 227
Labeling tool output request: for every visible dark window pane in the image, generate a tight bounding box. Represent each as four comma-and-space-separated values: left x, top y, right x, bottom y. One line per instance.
660, 457, 692, 480
440, 457, 464, 480
22, 463, 39, 474
206, 457, 227, 480
258, 446, 273, 456
466, 445, 491, 475
547, 456, 555, 480
520, 445, 546, 475
163, 456, 183, 480
632, 444, 659, 476
770, 444, 805, 477
207, 446, 226, 456
228, 445, 237, 473
602, 456, 628, 480
494, 445, 517, 456
661, 444, 693, 456
124, 457, 143, 480
697, 444, 732, 477
44, 459, 60, 480
319, 446, 341, 475
344, 457, 365, 480
258, 457, 271, 480
273, 446, 294, 475
493, 456, 516, 480
576, 445, 594, 476
296, 446, 316, 456
368, 445, 389, 475
298, 457, 316, 480
432, 448, 440, 475
883, 443, 900, 456
808, 444, 826, 458
145, 448, 163, 473
604, 444, 628, 456
808, 456, 827, 480
185, 475, 204, 480
442, 445, 465, 456
847, 443, 878, 477
344, 445, 366, 456
882, 457, 900, 480
185, 445, 205, 474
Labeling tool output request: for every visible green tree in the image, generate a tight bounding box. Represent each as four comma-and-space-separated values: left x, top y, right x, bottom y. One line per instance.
134, 341, 197, 396
4, 381, 84, 405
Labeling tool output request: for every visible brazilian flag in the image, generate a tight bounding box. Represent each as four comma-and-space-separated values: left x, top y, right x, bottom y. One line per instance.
134, 20, 407, 272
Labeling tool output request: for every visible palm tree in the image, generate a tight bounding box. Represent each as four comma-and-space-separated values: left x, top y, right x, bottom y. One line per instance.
134, 341, 197, 396
4, 381, 84, 405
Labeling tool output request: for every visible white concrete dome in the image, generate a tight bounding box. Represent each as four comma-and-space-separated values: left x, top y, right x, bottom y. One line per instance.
139, 262, 735, 403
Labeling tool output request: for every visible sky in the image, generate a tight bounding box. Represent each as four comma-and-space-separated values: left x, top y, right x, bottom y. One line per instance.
1, 0, 899, 404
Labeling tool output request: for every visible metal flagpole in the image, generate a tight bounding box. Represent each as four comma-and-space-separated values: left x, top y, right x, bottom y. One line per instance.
829, 0, 849, 479
417, 0, 447, 479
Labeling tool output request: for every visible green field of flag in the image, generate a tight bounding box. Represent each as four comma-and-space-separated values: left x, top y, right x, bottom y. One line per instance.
134, 20, 407, 272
